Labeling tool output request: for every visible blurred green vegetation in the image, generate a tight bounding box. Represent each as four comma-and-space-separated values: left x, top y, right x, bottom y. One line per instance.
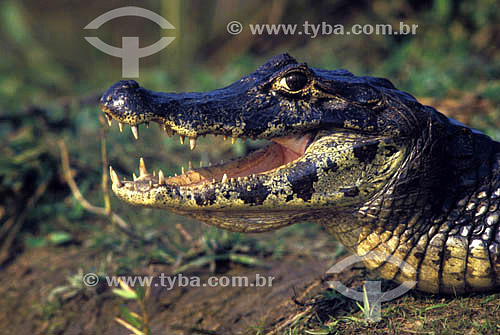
0, 0, 498, 271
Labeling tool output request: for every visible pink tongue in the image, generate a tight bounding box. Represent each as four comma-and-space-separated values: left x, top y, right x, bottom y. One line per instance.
272, 133, 312, 155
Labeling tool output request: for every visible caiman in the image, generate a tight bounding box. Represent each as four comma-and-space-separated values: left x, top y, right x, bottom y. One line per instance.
100, 53, 500, 294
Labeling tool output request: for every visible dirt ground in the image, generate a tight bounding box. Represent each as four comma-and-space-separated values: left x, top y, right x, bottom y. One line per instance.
2, 238, 500, 335
0, 241, 354, 334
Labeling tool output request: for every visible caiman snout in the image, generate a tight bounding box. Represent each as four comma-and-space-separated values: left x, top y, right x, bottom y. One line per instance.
101, 80, 157, 133
101, 80, 141, 111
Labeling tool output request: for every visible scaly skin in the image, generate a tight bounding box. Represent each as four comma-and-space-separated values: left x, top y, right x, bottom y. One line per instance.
100, 54, 500, 294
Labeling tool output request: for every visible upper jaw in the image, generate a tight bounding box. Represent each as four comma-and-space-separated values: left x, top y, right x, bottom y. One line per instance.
100, 79, 325, 141
101, 80, 243, 140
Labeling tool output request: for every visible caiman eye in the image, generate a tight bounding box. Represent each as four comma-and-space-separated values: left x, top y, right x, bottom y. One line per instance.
279, 71, 309, 91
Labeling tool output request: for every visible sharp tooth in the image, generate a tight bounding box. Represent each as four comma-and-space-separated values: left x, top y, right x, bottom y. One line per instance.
223, 135, 228, 141
237, 176, 242, 181
139, 157, 148, 176
133, 184, 137, 191
109, 166, 122, 187
231, 137, 237, 144
153, 170, 156, 176
189, 137, 196, 151
222, 173, 228, 183
107, 117, 113, 127
188, 161, 193, 170
230, 177, 235, 183
133, 173, 138, 181
158, 170, 165, 185
118, 122, 124, 132
131, 126, 139, 140
149, 180, 153, 189
181, 166, 185, 174
212, 178, 216, 183
179, 135, 185, 145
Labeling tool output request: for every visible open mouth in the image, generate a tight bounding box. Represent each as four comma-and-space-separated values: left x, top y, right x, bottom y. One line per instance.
104, 114, 315, 190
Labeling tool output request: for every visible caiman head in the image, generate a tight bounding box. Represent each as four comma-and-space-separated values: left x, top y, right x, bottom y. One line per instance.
100, 53, 448, 233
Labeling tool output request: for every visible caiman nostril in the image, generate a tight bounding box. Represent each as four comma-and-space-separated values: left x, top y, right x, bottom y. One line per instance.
100, 80, 141, 104
100, 79, 144, 113
115, 79, 139, 89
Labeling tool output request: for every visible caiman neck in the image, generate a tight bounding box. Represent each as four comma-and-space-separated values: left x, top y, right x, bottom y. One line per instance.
324, 119, 500, 294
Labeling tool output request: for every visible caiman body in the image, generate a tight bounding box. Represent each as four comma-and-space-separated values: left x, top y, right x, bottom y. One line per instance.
101, 54, 500, 294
